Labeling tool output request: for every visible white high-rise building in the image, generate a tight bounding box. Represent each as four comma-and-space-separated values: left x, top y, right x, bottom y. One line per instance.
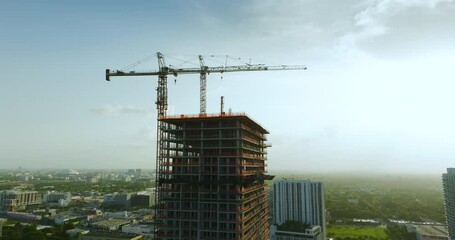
272, 180, 326, 238
443, 168, 455, 240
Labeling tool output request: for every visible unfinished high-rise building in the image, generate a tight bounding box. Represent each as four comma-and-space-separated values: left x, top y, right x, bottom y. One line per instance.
157, 113, 273, 240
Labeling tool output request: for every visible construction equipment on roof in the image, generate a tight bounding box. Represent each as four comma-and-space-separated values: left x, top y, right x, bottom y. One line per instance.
106, 52, 307, 116
105, 52, 307, 237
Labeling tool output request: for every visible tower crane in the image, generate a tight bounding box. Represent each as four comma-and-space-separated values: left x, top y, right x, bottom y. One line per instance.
105, 52, 307, 223
106, 52, 307, 116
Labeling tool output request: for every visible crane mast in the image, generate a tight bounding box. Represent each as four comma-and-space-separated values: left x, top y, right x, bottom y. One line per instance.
155, 53, 168, 219
199, 55, 208, 114
156, 52, 168, 118
105, 52, 307, 233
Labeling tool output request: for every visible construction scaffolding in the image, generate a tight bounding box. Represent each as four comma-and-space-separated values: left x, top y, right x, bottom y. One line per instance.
156, 113, 273, 240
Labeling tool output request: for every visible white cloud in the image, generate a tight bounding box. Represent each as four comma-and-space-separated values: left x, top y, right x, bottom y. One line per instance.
338, 0, 454, 53
90, 105, 153, 116
134, 126, 156, 142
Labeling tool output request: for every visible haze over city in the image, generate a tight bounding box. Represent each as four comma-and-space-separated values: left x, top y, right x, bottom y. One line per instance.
1, 0, 455, 173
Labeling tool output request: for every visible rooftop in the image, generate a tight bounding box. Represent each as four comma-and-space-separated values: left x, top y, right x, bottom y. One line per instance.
92, 219, 131, 228
83, 230, 142, 239
160, 112, 269, 134
416, 225, 448, 237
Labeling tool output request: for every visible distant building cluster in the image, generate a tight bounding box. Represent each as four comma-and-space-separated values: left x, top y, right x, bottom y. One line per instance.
9, 116, 455, 240
0, 168, 158, 239
128, 168, 143, 178
103, 189, 155, 210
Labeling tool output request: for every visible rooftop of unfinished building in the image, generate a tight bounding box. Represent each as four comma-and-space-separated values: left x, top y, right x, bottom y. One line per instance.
160, 112, 269, 134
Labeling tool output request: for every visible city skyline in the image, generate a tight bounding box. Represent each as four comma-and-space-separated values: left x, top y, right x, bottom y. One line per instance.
1, 1, 455, 173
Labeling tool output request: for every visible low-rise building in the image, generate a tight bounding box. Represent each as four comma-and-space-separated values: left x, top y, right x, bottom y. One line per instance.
79, 230, 142, 240
43, 191, 71, 206
91, 219, 132, 231
352, 218, 380, 226
122, 223, 155, 239
53, 214, 82, 225
271, 225, 324, 240
104, 193, 131, 210
7, 211, 42, 221
131, 191, 154, 209
0, 190, 41, 211
66, 228, 90, 238
414, 224, 448, 240
104, 211, 128, 219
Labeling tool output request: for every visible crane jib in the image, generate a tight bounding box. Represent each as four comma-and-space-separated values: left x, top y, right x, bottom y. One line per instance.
105, 65, 307, 81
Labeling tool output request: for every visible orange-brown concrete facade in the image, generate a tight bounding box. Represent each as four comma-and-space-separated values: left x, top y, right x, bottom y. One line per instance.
156, 114, 271, 240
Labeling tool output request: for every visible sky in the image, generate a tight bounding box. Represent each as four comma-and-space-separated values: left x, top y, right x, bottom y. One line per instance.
1, 0, 455, 173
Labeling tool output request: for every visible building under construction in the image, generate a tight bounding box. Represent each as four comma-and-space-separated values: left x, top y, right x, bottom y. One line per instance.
157, 112, 273, 240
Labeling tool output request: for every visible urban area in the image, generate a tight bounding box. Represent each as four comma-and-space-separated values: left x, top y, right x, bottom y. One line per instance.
3, 1, 455, 239
0, 166, 453, 240
1, 54, 455, 240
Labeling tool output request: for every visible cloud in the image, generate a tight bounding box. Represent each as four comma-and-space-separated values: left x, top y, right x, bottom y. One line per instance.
90, 105, 153, 116
338, 0, 455, 55
134, 126, 156, 142
182, 0, 361, 61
